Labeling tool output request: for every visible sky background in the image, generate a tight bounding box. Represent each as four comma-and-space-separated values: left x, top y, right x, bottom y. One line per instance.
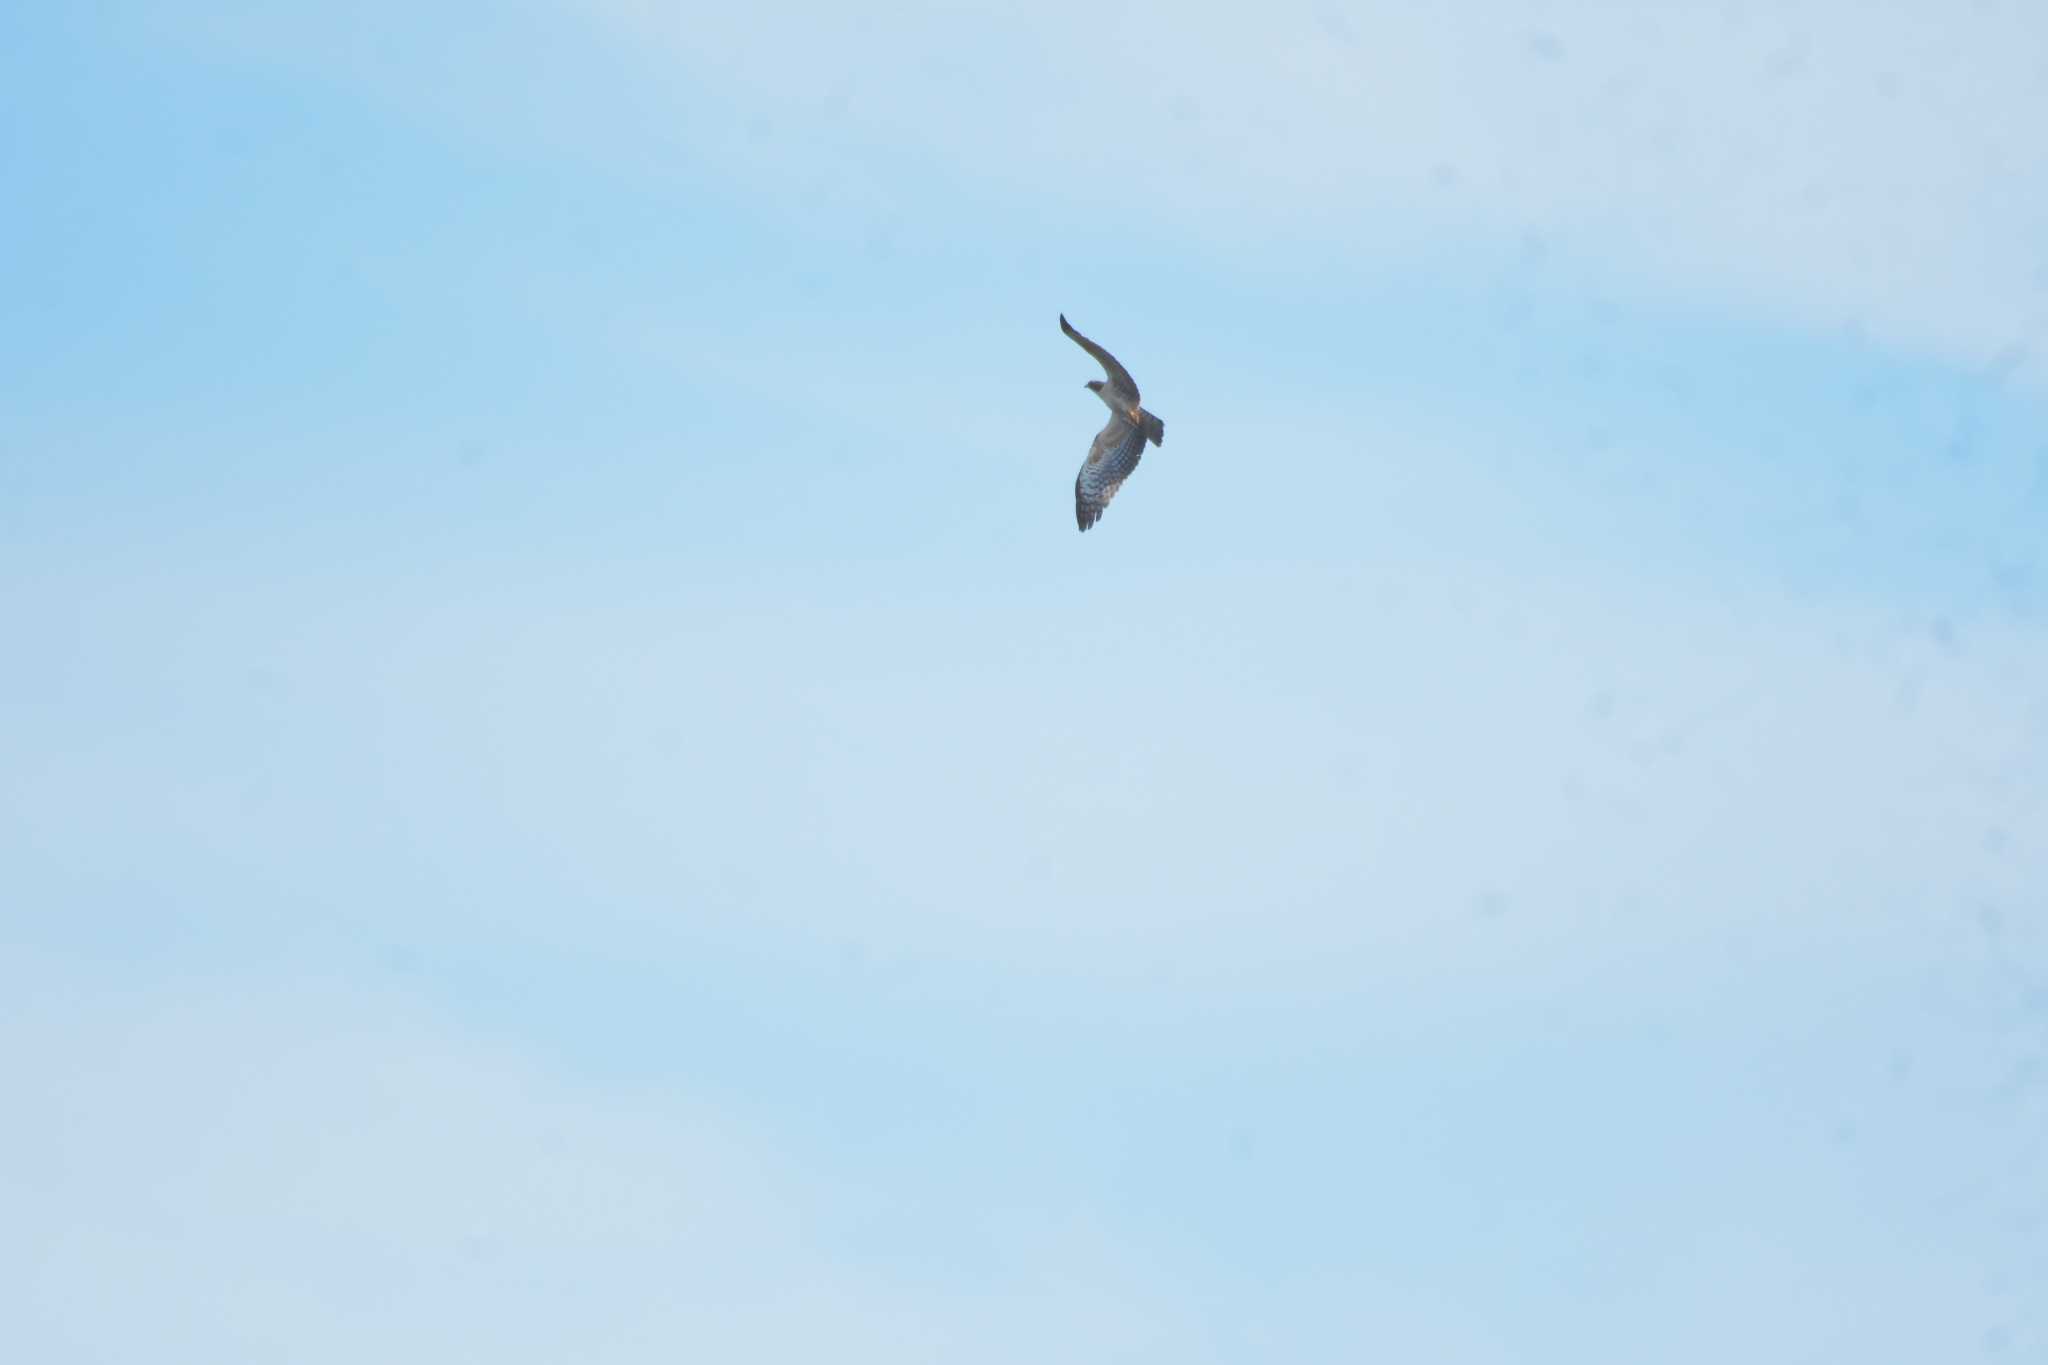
5, 2, 2048, 1360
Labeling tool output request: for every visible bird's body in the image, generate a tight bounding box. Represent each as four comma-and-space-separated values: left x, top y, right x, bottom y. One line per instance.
1061, 314, 1164, 531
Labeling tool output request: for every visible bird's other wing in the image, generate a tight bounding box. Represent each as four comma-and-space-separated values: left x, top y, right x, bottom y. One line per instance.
1074, 415, 1146, 531
1060, 314, 1141, 401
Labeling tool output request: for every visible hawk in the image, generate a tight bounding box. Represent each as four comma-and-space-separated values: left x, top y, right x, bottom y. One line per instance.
1062, 314, 1165, 531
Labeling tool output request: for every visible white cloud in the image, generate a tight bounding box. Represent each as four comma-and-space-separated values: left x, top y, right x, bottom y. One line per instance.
1, 961, 1226, 1363
8, 510, 2041, 1010
5, 940, 2031, 1363
596, 0, 2048, 379
140, 1, 2048, 378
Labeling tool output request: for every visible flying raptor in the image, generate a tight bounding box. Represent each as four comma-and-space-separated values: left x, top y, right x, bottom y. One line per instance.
1062, 314, 1165, 531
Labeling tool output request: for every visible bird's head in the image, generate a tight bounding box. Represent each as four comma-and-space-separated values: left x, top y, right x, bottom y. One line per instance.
1085, 379, 1104, 394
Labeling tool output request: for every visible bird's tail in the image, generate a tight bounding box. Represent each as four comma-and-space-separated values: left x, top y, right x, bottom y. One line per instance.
1141, 409, 1165, 446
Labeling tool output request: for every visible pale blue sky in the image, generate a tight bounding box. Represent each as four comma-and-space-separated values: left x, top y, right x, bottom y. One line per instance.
5, 3, 2048, 1361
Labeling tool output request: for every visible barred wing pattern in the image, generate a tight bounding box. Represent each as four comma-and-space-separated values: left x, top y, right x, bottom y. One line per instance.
1075, 416, 1146, 531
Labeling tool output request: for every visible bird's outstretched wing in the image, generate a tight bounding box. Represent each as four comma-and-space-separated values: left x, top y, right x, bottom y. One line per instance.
1061, 314, 1140, 401
1075, 415, 1146, 531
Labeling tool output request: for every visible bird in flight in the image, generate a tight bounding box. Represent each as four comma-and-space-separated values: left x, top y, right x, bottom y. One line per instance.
1062, 314, 1165, 531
